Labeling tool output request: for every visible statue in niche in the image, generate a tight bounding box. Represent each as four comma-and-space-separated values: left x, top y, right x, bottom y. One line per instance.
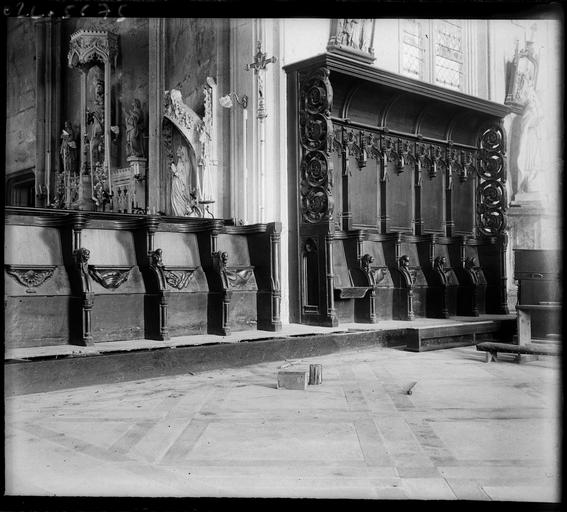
170, 144, 193, 216
60, 121, 78, 174
87, 79, 105, 170
126, 98, 145, 157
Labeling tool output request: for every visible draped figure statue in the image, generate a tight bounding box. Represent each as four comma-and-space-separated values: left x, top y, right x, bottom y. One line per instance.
512, 41, 543, 196
516, 86, 543, 194
170, 145, 191, 216
126, 99, 145, 157
60, 121, 78, 174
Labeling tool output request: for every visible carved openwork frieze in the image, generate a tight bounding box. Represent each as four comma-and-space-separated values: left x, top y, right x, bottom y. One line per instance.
477, 126, 507, 236
5, 265, 56, 293
329, 122, 482, 187
299, 68, 334, 224
88, 265, 133, 289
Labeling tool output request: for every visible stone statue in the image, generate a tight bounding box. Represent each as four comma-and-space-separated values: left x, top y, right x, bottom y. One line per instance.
60, 121, 78, 174
87, 79, 105, 169
512, 41, 543, 196
516, 83, 543, 194
126, 98, 145, 157
170, 145, 191, 216
333, 19, 374, 54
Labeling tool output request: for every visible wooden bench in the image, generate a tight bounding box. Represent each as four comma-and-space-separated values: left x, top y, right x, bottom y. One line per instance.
476, 341, 560, 363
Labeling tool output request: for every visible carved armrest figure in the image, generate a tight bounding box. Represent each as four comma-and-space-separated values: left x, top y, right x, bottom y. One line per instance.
398, 254, 415, 288
75, 247, 91, 292
213, 251, 230, 290
150, 248, 167, 289
464, 256, 481, 286
361, 253, 388, 286
433, 256, 451, 286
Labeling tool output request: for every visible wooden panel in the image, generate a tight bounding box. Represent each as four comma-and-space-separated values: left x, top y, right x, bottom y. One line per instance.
216, 234, 251, 265
420, 173, 444, 233
4, 225, 64, 265
166, 293, 208, 336
153, 231, 202, 267
5, 296, 72, 348
386, 164, 413, 232
351, 158, 379, 228
452, 178, 475, 234
91, 295, 145, 342
514, 249, 561, 274
330, 148, 343, 224
81, 228, 138, 265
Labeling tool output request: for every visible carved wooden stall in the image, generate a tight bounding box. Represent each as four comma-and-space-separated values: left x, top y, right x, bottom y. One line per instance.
4, 207, 282, 349
285, 53, 510, 326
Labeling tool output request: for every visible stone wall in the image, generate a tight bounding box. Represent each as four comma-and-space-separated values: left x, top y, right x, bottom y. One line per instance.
5, 18, 36, 177
165, 18, 225, 114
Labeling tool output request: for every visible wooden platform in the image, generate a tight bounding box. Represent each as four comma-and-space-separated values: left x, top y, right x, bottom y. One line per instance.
5, 315, 516, 396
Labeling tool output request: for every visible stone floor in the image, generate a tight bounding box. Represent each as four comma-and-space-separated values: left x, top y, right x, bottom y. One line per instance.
4, 344, 561, 500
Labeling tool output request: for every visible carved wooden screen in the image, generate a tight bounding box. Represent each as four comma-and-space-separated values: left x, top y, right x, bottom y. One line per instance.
285, 53, 510, 326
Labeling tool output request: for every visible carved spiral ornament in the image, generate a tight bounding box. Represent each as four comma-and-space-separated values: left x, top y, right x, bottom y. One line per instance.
478, 152, 504, 180
476, 126, 507, 236
478, 180, 506, 208
477, 208, 505, 236
480, 127, 504, 152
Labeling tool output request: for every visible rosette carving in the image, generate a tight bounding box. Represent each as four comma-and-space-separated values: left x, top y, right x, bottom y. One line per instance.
301, 187, 331, 224
300, 113, 333, 151
299, 67, 334, 224
302, 151, 330, 187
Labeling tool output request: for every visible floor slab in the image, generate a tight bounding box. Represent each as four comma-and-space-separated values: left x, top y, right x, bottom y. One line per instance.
4, 344, 560, 501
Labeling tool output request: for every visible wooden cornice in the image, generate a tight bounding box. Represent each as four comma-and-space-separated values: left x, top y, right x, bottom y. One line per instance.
284, 52, 512, 119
